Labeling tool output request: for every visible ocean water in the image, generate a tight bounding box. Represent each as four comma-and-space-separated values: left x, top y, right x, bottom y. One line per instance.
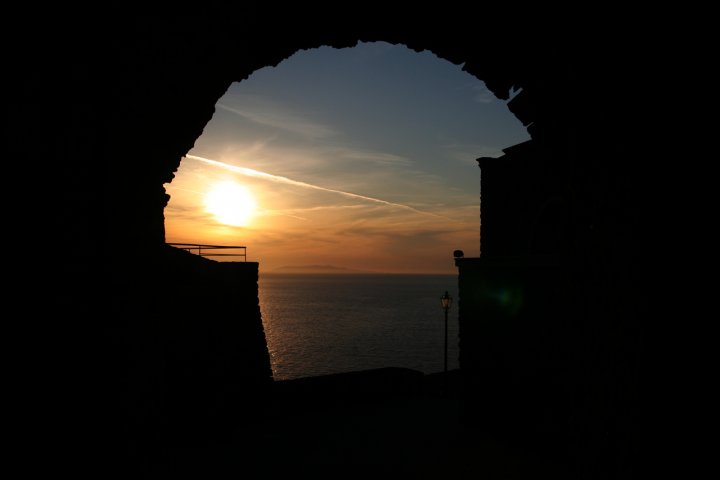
258, 273, 460, 381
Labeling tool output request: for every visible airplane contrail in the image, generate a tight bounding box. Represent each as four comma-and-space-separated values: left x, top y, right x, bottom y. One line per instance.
184, 154, 456, 221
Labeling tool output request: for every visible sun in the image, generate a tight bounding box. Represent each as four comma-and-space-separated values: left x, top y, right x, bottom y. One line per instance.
204, 181, 257, 227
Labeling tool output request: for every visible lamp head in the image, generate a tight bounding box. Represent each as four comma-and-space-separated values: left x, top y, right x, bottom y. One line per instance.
440, 291, 452, 310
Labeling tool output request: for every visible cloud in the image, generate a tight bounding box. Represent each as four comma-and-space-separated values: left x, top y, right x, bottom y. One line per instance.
259, 204, 369, 220
335, 223, 472, 239
333, 148, 412, 167
185, 154, 458, 222
163, 205, 216, 225
441, 143, 504, 165
216, 102, 337, 139
472, 84, 496, 104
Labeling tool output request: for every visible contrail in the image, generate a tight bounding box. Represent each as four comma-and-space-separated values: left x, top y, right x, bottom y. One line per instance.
185, 154, 456, 221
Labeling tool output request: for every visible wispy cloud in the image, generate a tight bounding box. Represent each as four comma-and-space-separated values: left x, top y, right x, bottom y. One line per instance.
472, 84, 495, 104
441, 143, 504, 165
259, 204, 369, 220
216, 102, 337, 139
334, 149, 412, 167
185, 154, 458, 222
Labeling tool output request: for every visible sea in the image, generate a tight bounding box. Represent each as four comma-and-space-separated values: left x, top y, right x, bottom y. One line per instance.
258, 273, 460, 381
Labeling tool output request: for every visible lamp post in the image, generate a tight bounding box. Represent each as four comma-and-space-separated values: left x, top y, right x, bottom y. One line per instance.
440, 291, 452, 375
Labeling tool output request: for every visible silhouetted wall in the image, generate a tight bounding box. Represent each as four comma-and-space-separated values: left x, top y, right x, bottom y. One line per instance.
478, 139, 570, 257
138, 247, 271, 443
95, 245, 273, 467
457, 113, 640, 477
456, 256, 591, 467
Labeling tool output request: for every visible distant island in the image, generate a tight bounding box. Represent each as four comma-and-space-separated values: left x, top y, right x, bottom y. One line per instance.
269, 264, 377, 274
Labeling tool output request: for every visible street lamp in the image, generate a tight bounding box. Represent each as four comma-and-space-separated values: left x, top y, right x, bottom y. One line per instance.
440, 291, 452, 375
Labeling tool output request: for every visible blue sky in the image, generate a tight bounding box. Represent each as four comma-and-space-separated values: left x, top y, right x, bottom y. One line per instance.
164, 41, 529, 273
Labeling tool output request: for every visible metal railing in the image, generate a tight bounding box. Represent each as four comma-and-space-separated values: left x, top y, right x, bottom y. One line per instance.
168, 243, 247, 261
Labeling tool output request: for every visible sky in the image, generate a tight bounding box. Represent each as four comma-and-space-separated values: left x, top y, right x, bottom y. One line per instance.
164, 41, 529, 274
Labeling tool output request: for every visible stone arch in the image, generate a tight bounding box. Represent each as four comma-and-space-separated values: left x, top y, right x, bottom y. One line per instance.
28, 14, 645, 478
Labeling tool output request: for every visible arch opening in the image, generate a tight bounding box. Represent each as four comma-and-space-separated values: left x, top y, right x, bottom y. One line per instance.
164, 41, 529, 274
163, 41, 529, 380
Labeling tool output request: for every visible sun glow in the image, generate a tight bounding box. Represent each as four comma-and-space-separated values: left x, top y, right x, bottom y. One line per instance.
204, 181, 257, 227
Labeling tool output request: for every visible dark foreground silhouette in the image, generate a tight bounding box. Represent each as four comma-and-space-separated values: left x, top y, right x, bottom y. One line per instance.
141, 368, 569, 478
17, 10, 657, 480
